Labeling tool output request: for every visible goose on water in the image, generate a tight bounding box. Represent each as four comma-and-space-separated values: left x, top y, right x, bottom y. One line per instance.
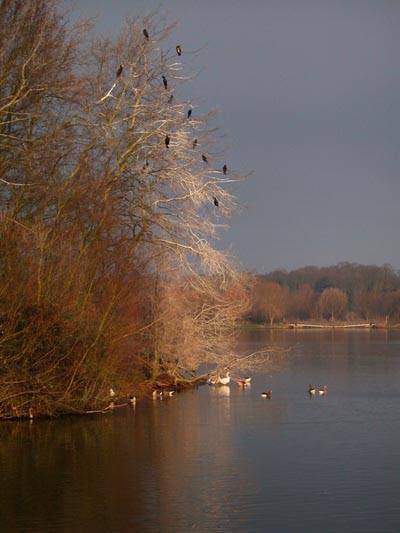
236, 376, 251, 387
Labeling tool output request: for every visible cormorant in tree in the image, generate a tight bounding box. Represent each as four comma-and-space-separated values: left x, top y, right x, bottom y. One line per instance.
202, 154, 208, 163
187, 109, 192, 119
213, 197, 219, 208
116, 64, 123, 77
223, 164, 227, 174
165, 134, 170, 148
176, 45, 182, 56
162, 75, 168, 90
168, 94, 174, 104
192, 139, 198, 149
143, 29, 149, 40
141, 160, 149, 173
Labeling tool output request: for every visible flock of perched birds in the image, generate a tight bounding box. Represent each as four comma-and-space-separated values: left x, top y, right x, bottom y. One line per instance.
207, 372, 328, 399
115, 28, 228, 209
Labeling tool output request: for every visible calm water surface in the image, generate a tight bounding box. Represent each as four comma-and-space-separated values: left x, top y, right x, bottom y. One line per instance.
2, 330, 400, 532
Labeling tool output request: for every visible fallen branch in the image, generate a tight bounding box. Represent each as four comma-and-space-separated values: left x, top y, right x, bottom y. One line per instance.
85, 401, 129, 414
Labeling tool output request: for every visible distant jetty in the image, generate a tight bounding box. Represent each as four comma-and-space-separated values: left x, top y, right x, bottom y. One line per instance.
289, 323, 376, 329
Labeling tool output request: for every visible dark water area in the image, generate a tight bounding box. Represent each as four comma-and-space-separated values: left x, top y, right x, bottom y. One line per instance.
2, 330, 400, 532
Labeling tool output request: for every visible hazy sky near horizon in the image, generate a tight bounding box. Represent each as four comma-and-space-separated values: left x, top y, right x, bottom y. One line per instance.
67, 0, 400, 273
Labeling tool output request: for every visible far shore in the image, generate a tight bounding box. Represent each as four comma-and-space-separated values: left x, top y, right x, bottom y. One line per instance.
239, 321, 400, 330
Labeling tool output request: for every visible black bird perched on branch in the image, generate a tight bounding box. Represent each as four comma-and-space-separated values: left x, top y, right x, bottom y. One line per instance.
223, 164, 227, 175
192, 139, 198, 149
187, 109, 192, 119
168, 94, 174, 104
176, 45, 182, 56
143, 28, 149, 40
213, 197, 219, 208
202, 154, 208, 163
116, 64, 123, 78
141, 160, 149, 173
165, 134, 170, 148
162, 75, 168, 90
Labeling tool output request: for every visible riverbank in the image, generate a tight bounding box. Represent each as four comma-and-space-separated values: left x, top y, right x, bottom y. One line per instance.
239, 321, 400, 330
0, 372, 205, 422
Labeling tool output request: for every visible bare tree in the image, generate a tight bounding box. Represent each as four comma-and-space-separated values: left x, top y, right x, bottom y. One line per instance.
0, 3, 247, 417
383, 290, 400, 323
353, 290, 382, 321
318, 288, 348, 321
288, 283, 315, 320
254, 281, 289, 326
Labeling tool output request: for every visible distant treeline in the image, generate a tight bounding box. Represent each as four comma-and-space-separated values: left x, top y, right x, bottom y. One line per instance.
247, 263, 400, 324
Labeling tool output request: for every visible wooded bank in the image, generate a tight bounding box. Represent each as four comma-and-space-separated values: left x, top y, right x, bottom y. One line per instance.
0, 2, 249, 419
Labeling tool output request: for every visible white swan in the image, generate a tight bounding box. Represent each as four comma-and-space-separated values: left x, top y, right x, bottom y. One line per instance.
218, 372, 230, 385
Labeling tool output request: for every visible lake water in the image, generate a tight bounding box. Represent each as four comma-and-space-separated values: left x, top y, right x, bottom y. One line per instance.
2, 329, 400, 532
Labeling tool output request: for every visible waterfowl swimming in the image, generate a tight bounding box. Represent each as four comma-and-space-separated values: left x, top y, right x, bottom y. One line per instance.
308, 384, 316, 395
236, 378, 248, 387
207, 375, 219, 385
260, 390, 272, 399
318, 385, 328, 395
244, 377, 252, 384
129, 396, 137, 405
152, 390, 163, 399
168, 390, 176, 396
218, 372, 230, 385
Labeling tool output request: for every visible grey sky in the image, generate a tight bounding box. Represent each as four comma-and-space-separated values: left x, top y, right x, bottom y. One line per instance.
67, 0, 400, 273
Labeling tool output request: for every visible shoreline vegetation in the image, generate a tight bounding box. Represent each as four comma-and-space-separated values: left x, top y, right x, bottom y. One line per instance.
0, 3, 252, 420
